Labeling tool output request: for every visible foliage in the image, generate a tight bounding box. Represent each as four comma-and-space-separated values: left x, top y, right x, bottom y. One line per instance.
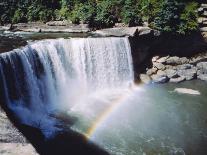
0, 0, 199, 34
95, 0, 118, 28
122, 0, 143, 27
178, 2, 198, 34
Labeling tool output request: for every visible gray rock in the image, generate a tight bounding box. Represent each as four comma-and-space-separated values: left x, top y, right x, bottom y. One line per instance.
153, 62, 166, 70
140, 74, 152, 84
146, 67, 157, 76
151, 74, 169, 83
156, 56, 169, 63
177, 67, 197, 80
166, 56, 181, 65
170, 76, 186, 83
46, 20, 72, 26
179, 57, 189, 64
152, 56, 159, 62
157, 70, 167, 76
201, 4, 207, 8
151, 71, 169, 83
165, 69, 177, 78
198, 74, 207, 81
177, 64, 192, 70
0, 143, 38, 155
197, 62, 207, 69
200, 27, 207, 32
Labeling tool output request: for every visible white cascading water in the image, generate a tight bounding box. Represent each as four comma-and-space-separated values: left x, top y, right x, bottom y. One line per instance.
0, 37, 134, 136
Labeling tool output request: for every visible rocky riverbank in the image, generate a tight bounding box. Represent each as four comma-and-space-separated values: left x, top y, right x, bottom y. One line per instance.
140, 53, 207, 84
0, 108, 38, 155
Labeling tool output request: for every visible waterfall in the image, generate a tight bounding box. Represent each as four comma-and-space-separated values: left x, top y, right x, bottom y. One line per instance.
0, 37, 134, 135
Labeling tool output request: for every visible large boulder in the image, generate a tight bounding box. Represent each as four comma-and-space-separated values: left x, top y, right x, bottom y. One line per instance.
92, 26, 153, 37
177, 67, 197, 80
169, 76, 186, 83
165, 56, 181, 65
146, 67, 157, 76
165, 69, 177, 78
151, 70, 169, 83
198, 74, 207, 81
140, 74, 152, 84
153, 62, 166, 70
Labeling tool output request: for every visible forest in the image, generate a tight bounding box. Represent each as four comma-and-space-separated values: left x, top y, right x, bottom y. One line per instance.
0, 0, 201, 35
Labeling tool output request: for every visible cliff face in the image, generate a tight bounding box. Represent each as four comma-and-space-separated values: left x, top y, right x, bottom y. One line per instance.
0, 107, 38, 155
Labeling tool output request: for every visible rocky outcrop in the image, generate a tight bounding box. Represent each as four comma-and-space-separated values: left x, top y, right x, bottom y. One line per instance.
0, 108, 38, 155
91, 27, 156, 37
140, 53, 207, 84
5, 22, 91, 33
198, 3, 207, 34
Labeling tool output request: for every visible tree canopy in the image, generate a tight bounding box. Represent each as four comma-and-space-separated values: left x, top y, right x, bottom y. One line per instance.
0, 0, 199, 35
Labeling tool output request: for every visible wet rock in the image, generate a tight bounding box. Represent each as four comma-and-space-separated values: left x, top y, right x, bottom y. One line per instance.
140, 74, 152, 84
177, 67, 197, 80
146, 67, 157, 76
151, 74, 169, 83
198, 74, 207, 81
151, 70, 169, 83
153, 62, 166, 70
170, 76, 186, 83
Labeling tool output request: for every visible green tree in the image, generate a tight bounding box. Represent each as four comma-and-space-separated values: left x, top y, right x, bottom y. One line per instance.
122, 0, 142, 27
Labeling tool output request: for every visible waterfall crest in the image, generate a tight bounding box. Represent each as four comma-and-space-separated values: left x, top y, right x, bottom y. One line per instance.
0, 37, 134, 135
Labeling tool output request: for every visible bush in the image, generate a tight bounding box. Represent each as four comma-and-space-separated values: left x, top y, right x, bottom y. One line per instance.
95, 0, 118, 28
178, 2, 198, 35
122, 0, 143, 27
78, 2, 96, 26
153, 0, 184, 33
12, 9, 27, 23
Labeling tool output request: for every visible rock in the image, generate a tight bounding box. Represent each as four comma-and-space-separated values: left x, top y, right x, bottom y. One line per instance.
92, 27, 139, 37
151, 74, 169, 83
138, 27, 153, 36
151, 70, 169, 83
203, 11, 207, 16
152, 56, 159, 62
0, 108, 38, 155
153, 62, 166, 70
46, 20, 72, 26
165, 56, 181, 65
157, 70, 167, 76
174, 88, 201, 95
165, 69, 177, 78
177, 64, 192, 70
92, 26, 153, 37
177, 67, 197, 80
198, 8, 204, 14
197, 62, 207, 69
146, 67, 157, 76
0, 143, 38, 155
156, 56, 169, 63
179, 57, 189, 64
200, 27, 207, 32
198, 74, 207, 81
201, 4, 207, 8
170, 76, 186, 83
114, 23, 126, 27
140, 74, 152, 84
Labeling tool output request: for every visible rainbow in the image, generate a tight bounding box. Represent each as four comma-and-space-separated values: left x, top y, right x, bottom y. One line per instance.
85, 84, 143, 138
